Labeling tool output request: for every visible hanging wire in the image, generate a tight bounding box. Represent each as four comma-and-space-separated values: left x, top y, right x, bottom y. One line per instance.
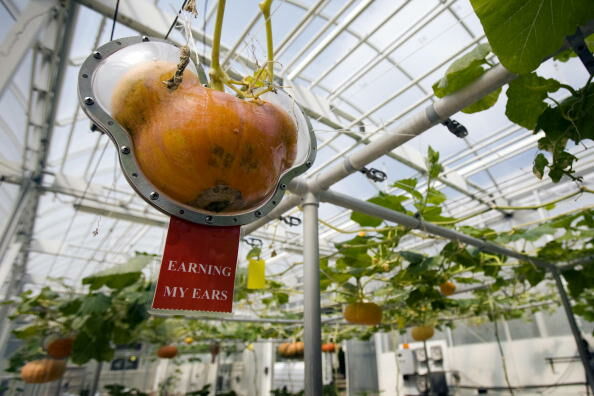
109, 0, 120, 41
202, 0, 208, 54
165, 0, 190, 39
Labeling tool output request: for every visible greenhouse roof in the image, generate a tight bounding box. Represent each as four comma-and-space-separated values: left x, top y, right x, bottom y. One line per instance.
0, 0, 593, 299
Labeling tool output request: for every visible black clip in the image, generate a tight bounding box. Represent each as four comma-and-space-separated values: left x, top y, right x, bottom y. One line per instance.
359, 167, 387, 183
566, 27, 594, 76
279, 215, 301, 226
441, 118, 468, 138
243, 237, 263, 247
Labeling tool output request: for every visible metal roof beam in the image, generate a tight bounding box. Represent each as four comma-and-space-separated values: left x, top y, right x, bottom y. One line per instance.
0, 0, 57, 98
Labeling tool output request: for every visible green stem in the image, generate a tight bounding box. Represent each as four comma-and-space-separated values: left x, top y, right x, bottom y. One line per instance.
209, 0, 227, 91
259, 0, 274, 82
558, 83, 578, 96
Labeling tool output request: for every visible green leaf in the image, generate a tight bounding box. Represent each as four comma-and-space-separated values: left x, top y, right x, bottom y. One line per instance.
351, 211, 382, 227
514, 262, 546, 286
246, 246, 261, 259
506, 73, 561, 129
58, 298, 82, 315
351, 192, 409, 226
533, 153, 549, 179
12, 324, 44, 339
80, 293, 111, 315
563, 269, 590, 299
71, 326, 115, 364
426, 146, 444, 179
433, 44, 491, 97
400, 251, 424, 265
469, 0, 594, 73
275, 292, 289, 305
463, 87, 502, 114
426, 187, 446, 206
391, 178, 422, 201
82, 254, 151, 290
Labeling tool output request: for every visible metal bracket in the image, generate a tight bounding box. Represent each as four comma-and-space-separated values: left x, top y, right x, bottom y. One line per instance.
567, 27, 594, 76
243, 237, 263, 248
359, 167, 387, 183
279, 215, 302, 226
441, 118, 468, 138
77, 36, 316, 226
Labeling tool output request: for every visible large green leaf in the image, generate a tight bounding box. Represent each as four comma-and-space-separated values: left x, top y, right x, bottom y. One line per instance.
462, 88, 502, 114
469, 0, 594, 73
391, 178, 422, 201
351, 211, 382, 227
79, 293, 111, 315
351, 192, 409, 226
432, 43, 501, 113
433, 43, 491, 97
82, 255, 152, 290
506, 73, 561, 129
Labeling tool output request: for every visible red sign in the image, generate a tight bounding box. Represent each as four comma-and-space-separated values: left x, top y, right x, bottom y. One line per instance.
151, 216, 240, 313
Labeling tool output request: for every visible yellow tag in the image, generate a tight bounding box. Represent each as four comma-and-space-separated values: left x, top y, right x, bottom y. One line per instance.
247, 259, 266, 289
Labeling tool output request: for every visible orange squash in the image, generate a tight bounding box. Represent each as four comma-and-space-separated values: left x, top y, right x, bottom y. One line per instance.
343, 302, 382, 325
294, 341, 304, 356
157, 345, 178, 359
277, 343, 290, 356
439, 281, 456, 296
411, 326, 435, 341
21, 359, 66, 384
321, 343, 337, 353
46, 337, 74, 359
111, 61, 298, 213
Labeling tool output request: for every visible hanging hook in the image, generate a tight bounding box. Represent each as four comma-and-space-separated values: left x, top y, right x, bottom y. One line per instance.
441, 118, 468, 138
278, 215, 301, 226
243, 237, 263, 247
359, 167, 387, 183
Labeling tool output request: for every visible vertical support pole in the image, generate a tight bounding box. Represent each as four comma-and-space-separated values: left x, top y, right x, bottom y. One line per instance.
89, 361, 103, 396
303, 192, 322, 396
551, 268, 594, 394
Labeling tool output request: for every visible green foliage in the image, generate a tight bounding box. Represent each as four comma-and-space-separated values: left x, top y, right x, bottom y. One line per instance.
469, 0, 594, 73
505, 72, 561, 130
432, 43, 501, 113
82, 254, 153, 290
5, 146, 594, 359
434, 2, 594, 183
534, 81, 594, 181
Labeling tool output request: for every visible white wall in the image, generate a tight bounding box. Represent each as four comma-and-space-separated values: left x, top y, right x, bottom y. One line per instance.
450, 335, 590, 392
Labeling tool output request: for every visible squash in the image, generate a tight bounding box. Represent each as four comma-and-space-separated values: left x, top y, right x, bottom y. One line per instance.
277, 343, 290, 356
21, 359, 66, 384
278, 342, 304, 358
46, 337, 74, 359
184, 337, 194, 345
439, 281, 456, 296
321, 343, 337, 353
343, 302, 382, 325
156, 345, 178, 359
111, 61, 298, 213
411, 326, 435, 342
